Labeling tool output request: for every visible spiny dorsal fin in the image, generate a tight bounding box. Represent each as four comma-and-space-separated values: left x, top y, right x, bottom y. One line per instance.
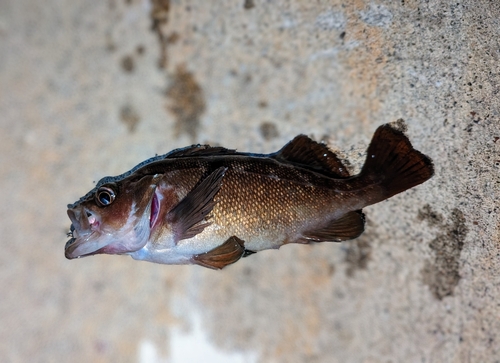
274, 135, 351, 178
166, 144, 237, 158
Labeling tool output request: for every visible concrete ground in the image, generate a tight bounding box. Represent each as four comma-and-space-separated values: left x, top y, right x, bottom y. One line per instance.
1, 0, 499, 362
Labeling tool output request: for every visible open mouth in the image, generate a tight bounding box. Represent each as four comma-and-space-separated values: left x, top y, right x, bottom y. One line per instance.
64, 208, 101, 259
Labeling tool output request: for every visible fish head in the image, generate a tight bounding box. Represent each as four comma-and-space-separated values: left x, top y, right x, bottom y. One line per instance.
65, 175, 158, 259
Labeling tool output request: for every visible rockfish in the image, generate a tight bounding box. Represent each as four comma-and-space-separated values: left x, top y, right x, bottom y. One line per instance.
65, 123, 434, 269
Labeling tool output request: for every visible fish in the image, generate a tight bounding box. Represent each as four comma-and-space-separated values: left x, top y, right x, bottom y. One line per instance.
65, 123, 434, 269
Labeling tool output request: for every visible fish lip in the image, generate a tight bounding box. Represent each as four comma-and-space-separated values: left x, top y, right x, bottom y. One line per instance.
64, 232, 101, 259
65, 207, 105, 259
65, 240, 105, 259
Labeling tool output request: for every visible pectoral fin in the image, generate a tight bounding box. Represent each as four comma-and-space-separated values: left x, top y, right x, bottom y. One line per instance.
167, 167, 228, 242
192, 236, 245, 270
301, 211, 365, 242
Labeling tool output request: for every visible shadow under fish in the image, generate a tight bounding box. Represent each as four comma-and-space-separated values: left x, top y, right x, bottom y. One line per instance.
65, 122, 434, 269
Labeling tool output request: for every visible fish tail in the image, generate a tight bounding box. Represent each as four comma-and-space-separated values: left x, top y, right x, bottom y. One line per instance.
360, 123, 434, 201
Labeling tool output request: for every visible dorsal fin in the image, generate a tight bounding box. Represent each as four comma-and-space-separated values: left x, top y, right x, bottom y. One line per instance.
274, 135, 350, 178
166, 144, 237, 158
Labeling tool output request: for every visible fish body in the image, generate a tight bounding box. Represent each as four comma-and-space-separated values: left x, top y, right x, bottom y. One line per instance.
65, 123, 434, 269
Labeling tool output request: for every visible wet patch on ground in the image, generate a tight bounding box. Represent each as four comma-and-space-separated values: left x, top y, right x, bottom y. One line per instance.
119, 104, 141, 133
149, 0, 171, 69
419, 205, 468, 300
120, 54, 135, 73
259, 122, 279, 141
166, 64, 206, 140
343, 228, 374, 277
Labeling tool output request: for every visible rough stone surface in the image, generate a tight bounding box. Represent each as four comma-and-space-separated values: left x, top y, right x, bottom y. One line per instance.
1, 0, 499, 362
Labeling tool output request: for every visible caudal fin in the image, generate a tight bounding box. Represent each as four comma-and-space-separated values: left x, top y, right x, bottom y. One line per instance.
360, 123, 434, 200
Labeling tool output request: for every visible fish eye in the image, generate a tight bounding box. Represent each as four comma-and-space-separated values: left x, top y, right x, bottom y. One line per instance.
95, 186, 116, 207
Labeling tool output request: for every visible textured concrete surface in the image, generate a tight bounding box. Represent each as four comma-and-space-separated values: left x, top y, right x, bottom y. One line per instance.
1, 0, 499, 362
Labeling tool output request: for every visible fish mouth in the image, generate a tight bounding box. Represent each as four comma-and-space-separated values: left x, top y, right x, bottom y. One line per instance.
65, 207, 107, 259
65, 190, 156, 259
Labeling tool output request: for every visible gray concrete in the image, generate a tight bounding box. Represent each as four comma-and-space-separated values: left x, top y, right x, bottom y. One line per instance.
1, 0, 499, 362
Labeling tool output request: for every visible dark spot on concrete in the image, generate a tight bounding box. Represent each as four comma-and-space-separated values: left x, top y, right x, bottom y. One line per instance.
243, 0, 255, 9
328, 263, 335, 276
136, 45, 145, 55
258, 100, 268, 108
121, 55, 135, 73
167, 31, 180, 44
420, 205, 468, 300
340, 31, 346, 40
418, 204, 444, 227
120, 104, 141, 133
259, 122, 279, 141
124, 0, 132, 4
166, 64, 206, 140
344, 230, 374, 277
243, 267, 253, 276
150, 0, 170, 68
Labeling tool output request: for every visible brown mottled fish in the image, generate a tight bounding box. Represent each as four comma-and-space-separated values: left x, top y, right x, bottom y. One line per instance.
65, 123, 434, 269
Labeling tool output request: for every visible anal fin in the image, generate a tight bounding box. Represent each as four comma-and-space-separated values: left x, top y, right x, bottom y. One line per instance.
301, 211, 365, 243
192, 236, 245, 270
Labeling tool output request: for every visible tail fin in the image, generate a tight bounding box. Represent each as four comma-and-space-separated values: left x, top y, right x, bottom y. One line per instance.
360, 124, 434, 199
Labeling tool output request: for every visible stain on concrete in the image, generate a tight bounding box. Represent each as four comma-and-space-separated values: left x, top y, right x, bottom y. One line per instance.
418, 204, 444, 228
344, 229, 374, 277
119, 104, 141, 133
166, 31, 180, 45
166, 64, 206, 139
419, 205, 468, 300
259, 122, 279, 141
136, 44, 145, 55
243, 0, 255, 10
120, 55, 135, 73
150, 0, 170, 69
